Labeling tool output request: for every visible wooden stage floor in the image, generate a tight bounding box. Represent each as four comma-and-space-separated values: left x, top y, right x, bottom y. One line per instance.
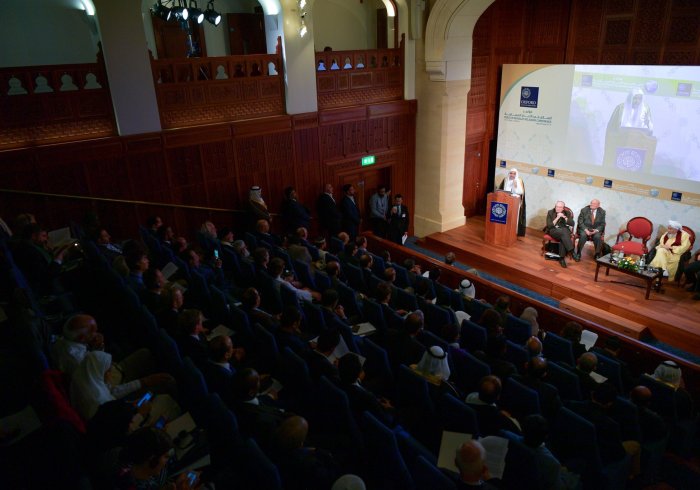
419, 217, 700, 359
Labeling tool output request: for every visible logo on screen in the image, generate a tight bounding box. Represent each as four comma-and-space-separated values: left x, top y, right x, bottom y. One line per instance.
677, 83, 692, 97
615, 148, 645, 171
547, 169, 555, 177
581, 75, 593, 87
490, 202, 508, 224
671, 192, 682, 201
604, 179, 613, 188
520, 86, 539, 108
500, 160, 507, 168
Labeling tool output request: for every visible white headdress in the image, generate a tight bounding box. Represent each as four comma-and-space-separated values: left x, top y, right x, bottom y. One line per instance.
416, 345, 451, 381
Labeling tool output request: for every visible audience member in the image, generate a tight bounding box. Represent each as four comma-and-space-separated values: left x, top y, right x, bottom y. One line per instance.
478, 309, 503, 337
11, 222, 71, 296
232, 368, 287, 450
340, 184, 361, 239
465, 375, 520, 436
474, 335, 517, 381
454, 440, 499, 489
305, 328, 341, 383
338, 353, 394, 426
386, 311, 426, 372
124, 244, 150, 292
201, 335, 241, 402
630, 386, 668, 444
493, 295, 511, 326
275, 306, 310, 356
591, 335, 636, 390
316, 183, 342, 237
650, 360, 693, 419
176, 309, 209, 366
241, 287, 278, 330
140, 267, 165, 314
519, 306, 540, 337
573, 352, 601, 398
272, 416, 340, 490
458, 278, 476, 300
561, 321, 586, 360
156, 285, 184, 336
51, 314, 105, 376
445, 252, 456, 266
368, 185, 390, 237
280, 186, 311, 233
514, 356, 562, 421
525, 336, 542, 359
92, 227, 123, 262
248, 185, 271, 226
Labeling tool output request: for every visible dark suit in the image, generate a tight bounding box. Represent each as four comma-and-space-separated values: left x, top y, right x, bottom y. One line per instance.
546, 207, 575, 257
201, 361, 235, 401
280, 198, 311, 234
386, 330, 425, 373
339, 195, 361, 239
316, 193, 342, 236
513, 374, 562, 421
177, 334, 209, 366
235, 398, 288, 451
305, 350, 340, 384
576, 205, 606, 256
343, 382, 393, 426
466, 402, 521, 436
11, 240, 62, 297
387, 203, 409, 245
567, 400, 627, 464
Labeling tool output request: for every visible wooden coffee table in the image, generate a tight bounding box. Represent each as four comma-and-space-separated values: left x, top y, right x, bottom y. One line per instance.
594, 254, 663, 299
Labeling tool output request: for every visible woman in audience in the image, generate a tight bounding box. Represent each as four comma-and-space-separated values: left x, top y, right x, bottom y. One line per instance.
114, 427, 195, 489
520, 306, 540, 337
70, 351, 178, 421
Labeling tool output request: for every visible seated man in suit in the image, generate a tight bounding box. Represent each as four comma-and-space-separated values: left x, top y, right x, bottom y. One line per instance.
545, 201, 575, 268
474, 335, 518, 381
176, 309, 209, 366
513, 357, 562, 421
338, 353, 394, 426
201, 335, 244, 403
575, 199, 606, 261
454, 440, 500, 489
465, 375, 521, 436
573, 352, 602, 399
275, 306, 311, 356
305, 328, 342, 384
386, 311, 425, 372
232, 367, 288, 451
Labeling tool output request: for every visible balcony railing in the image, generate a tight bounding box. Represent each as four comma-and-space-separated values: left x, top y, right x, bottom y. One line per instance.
151, 37, 286, 129
315, 34, 405, 110
0, 53, 115, 149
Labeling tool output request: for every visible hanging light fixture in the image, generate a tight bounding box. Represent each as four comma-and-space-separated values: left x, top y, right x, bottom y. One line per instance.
151, 0, 172, 21
188, 0, 204, 24
204, 1, 221, 26
171, 0, 189, 21
298, 0, 307, 38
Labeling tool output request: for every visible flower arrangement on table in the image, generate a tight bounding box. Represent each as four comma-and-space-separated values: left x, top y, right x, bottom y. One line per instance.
617, 256, 639, 272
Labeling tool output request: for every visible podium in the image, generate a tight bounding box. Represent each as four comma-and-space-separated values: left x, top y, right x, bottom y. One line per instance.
484, 191, 520, 247
603, 127, 657, 172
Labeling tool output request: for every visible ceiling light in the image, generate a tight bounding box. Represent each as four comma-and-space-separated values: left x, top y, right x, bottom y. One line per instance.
205, 2, 221, 26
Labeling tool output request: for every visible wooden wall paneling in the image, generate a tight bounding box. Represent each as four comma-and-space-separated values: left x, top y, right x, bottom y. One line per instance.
233, 134, 268, 201
566, 0, 605, 60
320, 125, 344, 161
126, 151, 172, 204
527, 0, 571, 49
264, 131, 295, 214
634, 0, 669, 47
166, 145, 207, 207
84, 156, 132, 200
667, 13, 700, 45
0, 150, 38, 191
343, 120, 368, 157
201, 140, 237, 210
493, 0, 527, 50
293, 126, 322, 211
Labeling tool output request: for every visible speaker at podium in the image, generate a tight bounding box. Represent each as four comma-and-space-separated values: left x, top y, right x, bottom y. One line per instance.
603, 126, 657, 173
484, 191, 520, 247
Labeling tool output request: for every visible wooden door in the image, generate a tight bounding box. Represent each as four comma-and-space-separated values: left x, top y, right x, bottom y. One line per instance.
152, 15, 207, 58
338, 166, 391, 232
227, 13, 267, 55
463, 140, 488, 217
376, 9, 388, 49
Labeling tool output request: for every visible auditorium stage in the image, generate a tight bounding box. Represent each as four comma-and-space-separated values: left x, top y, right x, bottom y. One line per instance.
418, 217, 700, 359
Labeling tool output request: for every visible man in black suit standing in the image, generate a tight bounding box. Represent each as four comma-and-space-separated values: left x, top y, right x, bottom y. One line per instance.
316, 183, 342, 237
339, 183, 361, 240
280, 186, 311, 235
575, 199, 606, 261
387, 194, 409, 245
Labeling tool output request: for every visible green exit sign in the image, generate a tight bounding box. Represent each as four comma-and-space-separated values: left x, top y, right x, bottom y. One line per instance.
361, 155, 376, 166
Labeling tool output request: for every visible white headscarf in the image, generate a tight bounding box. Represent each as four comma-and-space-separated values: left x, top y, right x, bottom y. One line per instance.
70, 351, 115, 419
249, 186, 265, 206
520, 306, 540, 337
653, 360, 682, 389
668, 220, 682, 231
621, 88, 652, 130
459, 278, 476, 299
503, 168, 522, 194
416, 346, 451, 381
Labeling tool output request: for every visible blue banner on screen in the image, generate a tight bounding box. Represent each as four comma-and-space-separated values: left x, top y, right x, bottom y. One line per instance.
490, 202, 509, 224
672, 192, 682, 201
547, 169, 555, 177
604, 179, 613, 188
520, 87, 539, 108
500, 160, 507, 168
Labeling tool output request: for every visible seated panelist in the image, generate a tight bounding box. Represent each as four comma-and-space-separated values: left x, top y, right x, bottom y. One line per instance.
575, 199, 606, 261
546, 201, 575, 268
